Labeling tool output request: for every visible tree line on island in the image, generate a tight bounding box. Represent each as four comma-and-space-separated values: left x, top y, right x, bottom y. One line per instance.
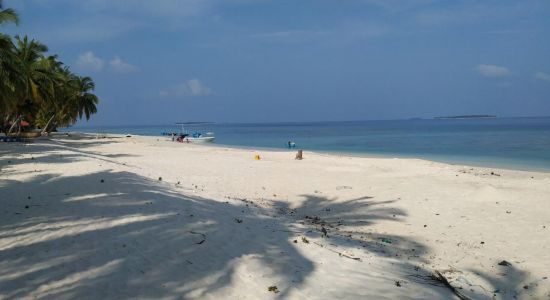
0, 4, 99, 137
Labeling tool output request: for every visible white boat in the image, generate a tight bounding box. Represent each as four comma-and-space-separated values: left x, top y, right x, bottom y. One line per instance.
183, 135, 215, 143
174, 123, 215, 143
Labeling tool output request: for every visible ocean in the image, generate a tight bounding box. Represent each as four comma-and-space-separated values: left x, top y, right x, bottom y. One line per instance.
69, 117, 550, 171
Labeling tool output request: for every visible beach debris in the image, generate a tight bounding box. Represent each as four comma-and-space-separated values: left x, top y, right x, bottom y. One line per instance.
506, 210, 511, 214
302, 237, 309, 244
313, 241, 362, 261
268, 286, 279, 293
423, 224, 427, 228
100, 179, 104, 183
254, 154, 261, 160
158, 177, 162, 181
395, 281, 402, 287
293, 240, 298, 243
189, 231, 206, 245
498, 260, 512, 267
235, 218, 243, 223
380, 238, 392, 244
27, 196, 31, 199
432, 270, 472, 300
336, 185, 353, 190
523, 285, 529, 290
321, 227, 328, 237
295, 150, 303, 160
25, 205, 29, 209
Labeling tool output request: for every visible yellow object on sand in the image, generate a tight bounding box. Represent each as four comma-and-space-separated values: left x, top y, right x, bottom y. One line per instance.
254, 154, 261, 160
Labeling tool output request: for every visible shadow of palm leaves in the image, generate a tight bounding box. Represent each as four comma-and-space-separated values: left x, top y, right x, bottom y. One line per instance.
0, 167, 450, 299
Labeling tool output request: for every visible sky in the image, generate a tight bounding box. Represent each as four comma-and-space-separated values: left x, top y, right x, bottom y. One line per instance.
3, 0, 550, 126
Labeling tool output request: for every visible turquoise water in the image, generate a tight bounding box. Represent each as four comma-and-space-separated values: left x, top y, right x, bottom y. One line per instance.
70, 117, 550, 171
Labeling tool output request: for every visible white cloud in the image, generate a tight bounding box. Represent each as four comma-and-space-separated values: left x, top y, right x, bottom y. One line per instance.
160, 79, 213, 97
109, 56, 139, 73
534, 72, 550, 82
75, 51, 104, 72
475, 64, 511, 78
76, 52, 139, 74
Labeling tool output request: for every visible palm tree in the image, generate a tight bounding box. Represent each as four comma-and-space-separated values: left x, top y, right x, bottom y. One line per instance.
1, 5, 100, 135
0, 4, 19, 127
0, 4, 19, 26
74, 76, 99, 120
36, 68, 99, 133
6, 35, 56, 133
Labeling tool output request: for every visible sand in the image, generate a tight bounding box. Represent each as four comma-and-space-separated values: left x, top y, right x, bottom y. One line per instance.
1, 134, 549, 299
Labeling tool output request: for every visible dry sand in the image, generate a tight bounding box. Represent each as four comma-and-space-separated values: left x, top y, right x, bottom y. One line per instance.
1, 134, 549, 299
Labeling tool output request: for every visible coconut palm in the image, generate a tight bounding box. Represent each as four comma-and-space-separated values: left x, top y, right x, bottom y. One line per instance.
0, 3, 19, 26
1, 5, 100, 135
0, 5, 19, 116
5, 35, 57, 133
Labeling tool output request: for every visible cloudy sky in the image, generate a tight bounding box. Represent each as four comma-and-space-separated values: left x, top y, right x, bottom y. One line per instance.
4, 0, 550, 125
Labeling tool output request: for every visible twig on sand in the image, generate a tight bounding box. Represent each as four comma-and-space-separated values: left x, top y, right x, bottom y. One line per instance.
432, 270, 471, 300
189, 231, 206, 244
313, 241, 362, 261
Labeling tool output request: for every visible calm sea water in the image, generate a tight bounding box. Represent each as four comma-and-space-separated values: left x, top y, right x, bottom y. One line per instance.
70, 117, 550, 171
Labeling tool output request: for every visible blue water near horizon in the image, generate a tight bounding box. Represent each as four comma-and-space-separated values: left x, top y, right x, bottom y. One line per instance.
68, 117, 550, 172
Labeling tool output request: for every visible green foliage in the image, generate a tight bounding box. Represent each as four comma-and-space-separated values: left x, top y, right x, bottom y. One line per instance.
0, 6, 99, 134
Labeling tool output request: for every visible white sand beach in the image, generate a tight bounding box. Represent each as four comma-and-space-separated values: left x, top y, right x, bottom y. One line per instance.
1, 134, 549, 299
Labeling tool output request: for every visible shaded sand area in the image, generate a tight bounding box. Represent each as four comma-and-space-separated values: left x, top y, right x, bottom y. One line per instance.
1, 134, 549, 299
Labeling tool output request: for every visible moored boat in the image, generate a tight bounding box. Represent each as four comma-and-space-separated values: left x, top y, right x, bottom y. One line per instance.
174, 123, 215, 143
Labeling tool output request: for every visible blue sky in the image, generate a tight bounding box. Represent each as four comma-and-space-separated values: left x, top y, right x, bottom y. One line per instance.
4, 0, 550, 125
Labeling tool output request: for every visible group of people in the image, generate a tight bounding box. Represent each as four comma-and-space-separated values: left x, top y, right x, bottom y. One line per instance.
172, 133, 188, 143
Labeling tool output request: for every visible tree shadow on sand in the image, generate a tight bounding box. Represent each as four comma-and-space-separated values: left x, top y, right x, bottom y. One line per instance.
0, 138, 136, 175
1, 168, 454, 299
449, 263, 550, 300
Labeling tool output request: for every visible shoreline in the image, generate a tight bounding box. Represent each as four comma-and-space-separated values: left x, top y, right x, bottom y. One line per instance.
72, 131, 550, 174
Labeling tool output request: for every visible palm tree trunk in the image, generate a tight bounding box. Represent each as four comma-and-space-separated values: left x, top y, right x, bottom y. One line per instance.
2, 114, 11, 135
47, 120, 57, 134
41, 114, 56, 135
7, 114, 21, 135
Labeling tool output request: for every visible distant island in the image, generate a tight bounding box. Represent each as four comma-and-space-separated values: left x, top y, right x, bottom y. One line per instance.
434, 115, 497, 119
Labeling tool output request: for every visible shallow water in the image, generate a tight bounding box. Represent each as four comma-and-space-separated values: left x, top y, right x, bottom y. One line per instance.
69, 117, 550, 171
